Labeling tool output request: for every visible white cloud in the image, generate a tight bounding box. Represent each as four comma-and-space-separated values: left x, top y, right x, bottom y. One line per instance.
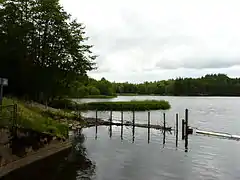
60, 0, 240, 82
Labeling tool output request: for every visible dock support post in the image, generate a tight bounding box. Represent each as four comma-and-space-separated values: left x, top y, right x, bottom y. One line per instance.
110, 110, 113, 124
148, 111, 150, 128
163, 113, 166, 130
185, 109, 189, 150
182, 119, 185, 140
133, 110, 135, 127
121, 109, 123, 125
176, 113, 179, 147
148, 111, 150, 143
95, 110, 98, 140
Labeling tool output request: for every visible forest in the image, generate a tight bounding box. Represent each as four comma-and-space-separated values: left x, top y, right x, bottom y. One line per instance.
1, 0, 240, 102
73, 74, 240, 97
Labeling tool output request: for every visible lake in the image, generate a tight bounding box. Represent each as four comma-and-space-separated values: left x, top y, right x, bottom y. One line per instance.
6, 96, 240, 180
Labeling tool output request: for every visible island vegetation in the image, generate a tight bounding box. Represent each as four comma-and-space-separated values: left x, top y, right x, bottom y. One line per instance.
79, 100, 171, 111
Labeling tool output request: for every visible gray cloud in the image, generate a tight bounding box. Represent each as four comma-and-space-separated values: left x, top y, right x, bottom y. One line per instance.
155, 57, 240, 70
61, 0, 240, 82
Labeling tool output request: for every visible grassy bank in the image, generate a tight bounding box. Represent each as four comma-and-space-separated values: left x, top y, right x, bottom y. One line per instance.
78, 100, 171, 111
2, 98, 70, 138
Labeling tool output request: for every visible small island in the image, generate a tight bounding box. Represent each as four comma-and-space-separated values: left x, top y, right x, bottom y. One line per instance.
77, 100, 171, 111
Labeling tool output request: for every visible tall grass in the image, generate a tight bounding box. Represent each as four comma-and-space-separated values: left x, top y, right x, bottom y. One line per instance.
2, 98, 69, 138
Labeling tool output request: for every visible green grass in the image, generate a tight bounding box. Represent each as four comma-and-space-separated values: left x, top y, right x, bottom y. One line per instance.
83, 95, 117, 99
2, 98, 69, 138
77, 100, 171, 111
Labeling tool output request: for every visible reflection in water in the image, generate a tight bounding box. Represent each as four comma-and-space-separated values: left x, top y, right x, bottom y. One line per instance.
132, 125, 135, 143
148, 127, 150, 144
109, 124, 112, 139
163, 129, 166, 147
94, 124, 188, 151
121, 125, 123, 140
54, 131, 96, 180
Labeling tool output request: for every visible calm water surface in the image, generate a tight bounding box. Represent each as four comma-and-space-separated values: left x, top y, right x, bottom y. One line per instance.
8, 96, 240, 180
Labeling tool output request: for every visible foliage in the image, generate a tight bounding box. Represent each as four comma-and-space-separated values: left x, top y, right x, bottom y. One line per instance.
112, 74, 240, 96
0, 0, 96, 101
78, 100, 171, 111
48, 99, 78, 110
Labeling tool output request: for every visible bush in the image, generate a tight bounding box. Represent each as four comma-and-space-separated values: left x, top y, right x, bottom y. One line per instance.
49, 99, 77, 110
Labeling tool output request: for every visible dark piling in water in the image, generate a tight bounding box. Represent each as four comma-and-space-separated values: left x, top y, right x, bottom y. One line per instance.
185, 109, 189, 151
176, 113, 179, 147
182, 119, 185, 140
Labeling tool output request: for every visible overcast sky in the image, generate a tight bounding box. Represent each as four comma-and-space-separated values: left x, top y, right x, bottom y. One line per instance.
60, 0, 240, 83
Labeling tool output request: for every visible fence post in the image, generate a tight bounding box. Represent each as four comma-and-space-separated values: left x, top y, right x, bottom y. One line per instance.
12, 104, 17, 135
182, 119, 185, 140
176, 113, 179, 147
185, 109, 189, 150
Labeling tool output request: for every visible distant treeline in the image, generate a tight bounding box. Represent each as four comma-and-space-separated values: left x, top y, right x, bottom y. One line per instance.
79, 74, 240, 97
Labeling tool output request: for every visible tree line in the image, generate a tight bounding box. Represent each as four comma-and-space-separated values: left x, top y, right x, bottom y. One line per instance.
74, 74, 240, 97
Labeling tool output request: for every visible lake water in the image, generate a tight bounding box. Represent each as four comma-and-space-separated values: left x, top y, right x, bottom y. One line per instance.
7, 96, 240, 180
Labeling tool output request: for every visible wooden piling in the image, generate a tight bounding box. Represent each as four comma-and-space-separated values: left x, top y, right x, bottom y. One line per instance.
95, 110, 98, 124
110, 110, 113, 124
185, 109, 189, 150
163, 113, 166, 130
163, 113, 166, 145
121, 110, 123, 125
95, 110, 98, 140
148, 111, 150, 128
176, 113, 179, 147
182, 119, 185, 140
148, 111, 150, 143
133, 110, 135, 127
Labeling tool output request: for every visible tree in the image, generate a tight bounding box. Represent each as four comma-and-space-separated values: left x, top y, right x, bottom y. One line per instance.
0, 0, 96, 101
